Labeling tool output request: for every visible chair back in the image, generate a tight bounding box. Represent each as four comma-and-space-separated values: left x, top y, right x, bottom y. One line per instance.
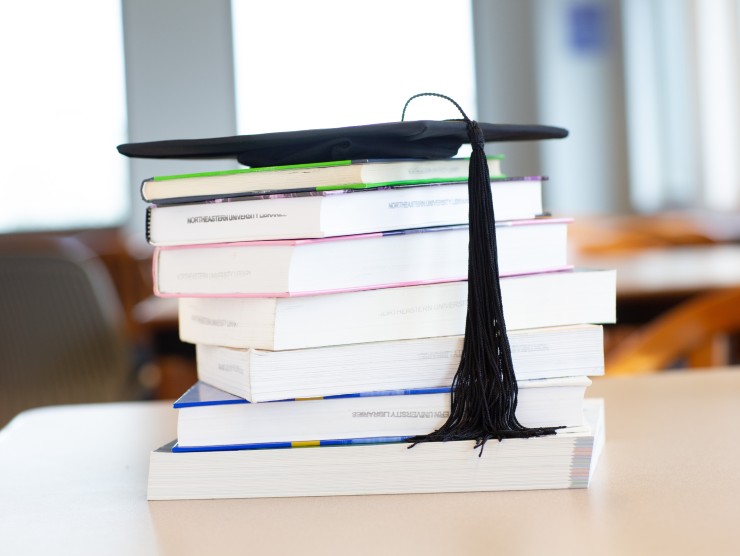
0, 236, 135, 426
606, 286, 740, 374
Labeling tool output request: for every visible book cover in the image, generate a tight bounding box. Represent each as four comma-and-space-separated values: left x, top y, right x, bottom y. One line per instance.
174, 380, 453, 407
145, 176, 547, 245
172, 378, 591, 450
195, 324, 605, 402
147, 399, 604, 500
153, 219, 573, 297
140, 156, 505, 203
177, 268, 617, 350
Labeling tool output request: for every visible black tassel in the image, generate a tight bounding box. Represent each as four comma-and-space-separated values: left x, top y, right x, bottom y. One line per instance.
402, 93, 562, 454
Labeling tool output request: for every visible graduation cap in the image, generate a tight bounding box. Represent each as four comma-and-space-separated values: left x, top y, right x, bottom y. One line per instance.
118, 92, 569, 452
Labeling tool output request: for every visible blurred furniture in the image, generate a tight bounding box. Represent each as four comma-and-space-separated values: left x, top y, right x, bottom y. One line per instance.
570, 211, 740, 304
568, 210, 740, 257
577, 243, 740, 333
2, 370, 740, 554
132, 295, 196, 399
574, 244, 740, 300
0, 235, 139, 426
73, 228, 155, 339
570, 213, 740, 359
606, 287, 740, 375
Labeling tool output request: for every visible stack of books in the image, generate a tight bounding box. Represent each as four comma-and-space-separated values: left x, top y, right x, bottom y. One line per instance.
143, 156, 614, 500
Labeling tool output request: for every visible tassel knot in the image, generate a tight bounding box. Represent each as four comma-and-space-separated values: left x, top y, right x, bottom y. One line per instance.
466, 120, 486, 150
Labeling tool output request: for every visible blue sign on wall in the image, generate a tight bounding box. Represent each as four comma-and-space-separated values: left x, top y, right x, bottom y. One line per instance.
568, 4, 609, 54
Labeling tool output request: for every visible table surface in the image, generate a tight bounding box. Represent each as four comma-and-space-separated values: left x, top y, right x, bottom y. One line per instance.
2, 370, 740, 556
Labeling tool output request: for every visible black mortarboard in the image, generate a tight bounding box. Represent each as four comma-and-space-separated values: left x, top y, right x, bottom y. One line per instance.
117, 118, 566, 168
118, 93, 569, 452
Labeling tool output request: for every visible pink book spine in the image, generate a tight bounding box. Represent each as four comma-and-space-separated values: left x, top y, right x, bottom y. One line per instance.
152, 266, 575, 298
153, 218, 574, 252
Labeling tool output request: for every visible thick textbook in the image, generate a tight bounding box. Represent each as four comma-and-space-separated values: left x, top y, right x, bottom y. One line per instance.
147, 398, 604, 500
173, 378, 590, 450
178, 268, 617, 350
140, 156, 504, 203
197, 324, 604, 402
146, 176, 545, 246
153, 219, 571, 297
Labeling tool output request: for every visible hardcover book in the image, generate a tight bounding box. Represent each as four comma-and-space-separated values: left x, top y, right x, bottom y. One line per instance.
146, 176, 545, 245
173, 378, 591, 450
178, 269, 617, 350
139, 156, 504, 203
196, 324, 605, 402
153, 219, 571, 297
147, 398, 605, 500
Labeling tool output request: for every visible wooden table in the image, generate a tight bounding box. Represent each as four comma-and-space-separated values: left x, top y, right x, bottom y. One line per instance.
574, 243, 740, 299
574, 244, 740, 343
2, 370, 739, 555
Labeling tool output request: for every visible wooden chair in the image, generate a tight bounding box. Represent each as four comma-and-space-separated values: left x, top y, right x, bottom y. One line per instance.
0, 235, 141, 427
606, 286, 740, 375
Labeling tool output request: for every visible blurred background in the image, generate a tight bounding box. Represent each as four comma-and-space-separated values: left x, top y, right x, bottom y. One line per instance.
1, 0, 739, 426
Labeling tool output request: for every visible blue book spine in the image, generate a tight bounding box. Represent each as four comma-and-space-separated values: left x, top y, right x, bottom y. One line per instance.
173, 381, 452, 409
170, 435, 410, 453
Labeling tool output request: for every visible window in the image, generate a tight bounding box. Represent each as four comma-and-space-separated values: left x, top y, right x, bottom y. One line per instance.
231, 0, 477, 138
622, 0, 740, 212
0, 1, 129, 233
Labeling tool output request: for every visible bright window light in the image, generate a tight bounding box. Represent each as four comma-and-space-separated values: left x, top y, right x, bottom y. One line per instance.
0, 1, 129, 233
695, 0, 740, 210
231, 0, 476, 137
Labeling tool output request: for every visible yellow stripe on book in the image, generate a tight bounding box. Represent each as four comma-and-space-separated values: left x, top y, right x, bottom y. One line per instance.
292, 441, 321, 448
294, 396, 324, 401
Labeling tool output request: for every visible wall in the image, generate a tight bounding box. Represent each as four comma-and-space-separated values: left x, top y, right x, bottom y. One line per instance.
473, 0, 631, 216
121, 0, 239, 248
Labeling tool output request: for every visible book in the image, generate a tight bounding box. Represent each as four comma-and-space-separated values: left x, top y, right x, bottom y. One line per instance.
140, 156, 504, 203
196, 324, 604, 402
173, 377, 591, 450
147, 398, 605, 500
146, 176, 546, 246
153, 219, 571, 297
178, 268, 616, 350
